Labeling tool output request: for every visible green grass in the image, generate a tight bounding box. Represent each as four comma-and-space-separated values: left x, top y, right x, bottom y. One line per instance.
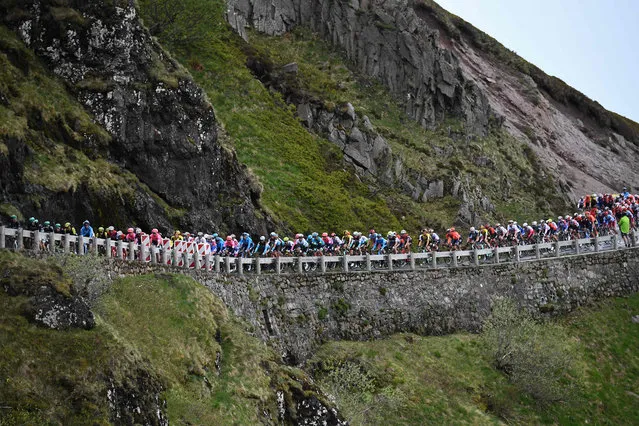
310, 293, 639, 425
0, 252, 329, 425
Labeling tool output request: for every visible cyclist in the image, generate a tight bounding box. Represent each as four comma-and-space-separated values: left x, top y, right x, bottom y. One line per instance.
418, 229, 431, 252
371, 233, 387, 254
430, 229, 440, 251
398, 230, 412, 253
252, 236, 268, 256
466, 227, 479, 248
238, 232, 254, 256
8, 215, 21, 229
293, 233, 309, 255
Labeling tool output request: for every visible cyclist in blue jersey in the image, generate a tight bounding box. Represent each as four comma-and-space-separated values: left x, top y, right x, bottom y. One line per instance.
372, 233, 387, 254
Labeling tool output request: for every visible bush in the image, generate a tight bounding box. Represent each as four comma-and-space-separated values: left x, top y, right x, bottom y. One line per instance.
482, 299, 577, 404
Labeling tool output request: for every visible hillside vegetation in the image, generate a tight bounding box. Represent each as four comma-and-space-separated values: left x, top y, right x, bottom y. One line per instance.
0, 252, 330, 425
138, 0, 569, 233
1, 252, 638, 424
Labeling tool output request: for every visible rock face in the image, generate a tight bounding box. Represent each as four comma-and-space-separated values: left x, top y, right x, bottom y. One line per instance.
227, 0, 639, 199
228, 0, 492, 136
1, 0, 270, 233
30, 285, 95, 330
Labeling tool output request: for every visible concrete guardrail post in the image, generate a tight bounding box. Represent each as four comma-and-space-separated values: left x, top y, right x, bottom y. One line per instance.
555, 240, 561, 257
256, 257, 263, 275
150, 247, 157, 264
116, 240, 123, 259
214, 256, 221, 273
365, 253, 371, 272
515, 245, 520, 262
320, 255, 326, 273
162, 246, 169, 265
493, 246, 499, 264
613, 235, 618, 250
452, 252, 458, 268
63, 233, 70, 254
296, 257, 303, 274
204, 253, 211, 271
105, 238, 113, 258
139, 241, 147, 262
431, 251, 437, 268
92, 237, 98, 254
275, 256, 281, 275
0, 226, 5, 249
409, 252, 416, 270
387, 253, 393, 271
343, 255, 349, 273
236, 257, 243, 275
128, 242, 135, 261
171, 247, 179, 267
473, 248, 479, 266
574, 239, 580, 255
16, 229, 24, 251
182, 252, 190, 269
535, 244, 541, 259
224, 256, 231, 273
594, 235, 600, 252
193, 250, 200, 269
48, 231, 55, 253
33, 230, 40, 253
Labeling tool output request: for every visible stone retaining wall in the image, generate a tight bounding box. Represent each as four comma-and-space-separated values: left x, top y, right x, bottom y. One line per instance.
101, 248, 639, 363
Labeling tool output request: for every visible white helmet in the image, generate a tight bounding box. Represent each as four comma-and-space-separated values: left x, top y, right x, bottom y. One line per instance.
532, 221, 537, 226
523, 223, 528, 227
470, 227, 476, 232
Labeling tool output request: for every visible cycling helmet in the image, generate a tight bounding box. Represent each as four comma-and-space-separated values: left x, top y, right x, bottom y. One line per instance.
44, 221, 50, 226
98, 226, 104, 232
331, 233, 336, 237
260, 236, 266, 241
64, 222, 71, 227
270, 232, 277, 237
33, 219, 38, 224
226, 236, 232, 241
369, 229, 375, 234
198, 232, 203, 236
10, 215, 17, 219
322, 232, 328, 237
212, 233, 218, 238
400, 229, 406, 234
548, 218, 553, 222
55, 223, 61, 228
470, 227, 475, 232
284, 237, 289, 242
312, 232, 318, 237
558, 216, 563, 220
523, 223, 528, 227
450, 227, 455, 232
126, 228, 133, 233
344, 230, 350, 235
531, 221, 537, 226
83, 220, 90, 225
28, 217, 35, 222
495, 223, 500, 227
152, 228, 159, 233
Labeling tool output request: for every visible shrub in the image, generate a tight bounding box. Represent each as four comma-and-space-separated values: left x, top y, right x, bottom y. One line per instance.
482, 299, 577, 404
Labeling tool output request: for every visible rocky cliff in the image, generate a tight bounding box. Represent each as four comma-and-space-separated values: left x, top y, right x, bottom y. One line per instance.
0, 0, 270, 233
226, 0, 639, 199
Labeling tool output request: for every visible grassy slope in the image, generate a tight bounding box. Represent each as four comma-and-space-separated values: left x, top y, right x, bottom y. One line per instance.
0, 252, 297, 425
1, 252, 638, 424
310, 293, 639, 425
139, 0, 568, 234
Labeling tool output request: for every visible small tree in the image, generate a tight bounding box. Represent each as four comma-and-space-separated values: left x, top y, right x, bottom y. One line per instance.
482, 299, 577, 404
